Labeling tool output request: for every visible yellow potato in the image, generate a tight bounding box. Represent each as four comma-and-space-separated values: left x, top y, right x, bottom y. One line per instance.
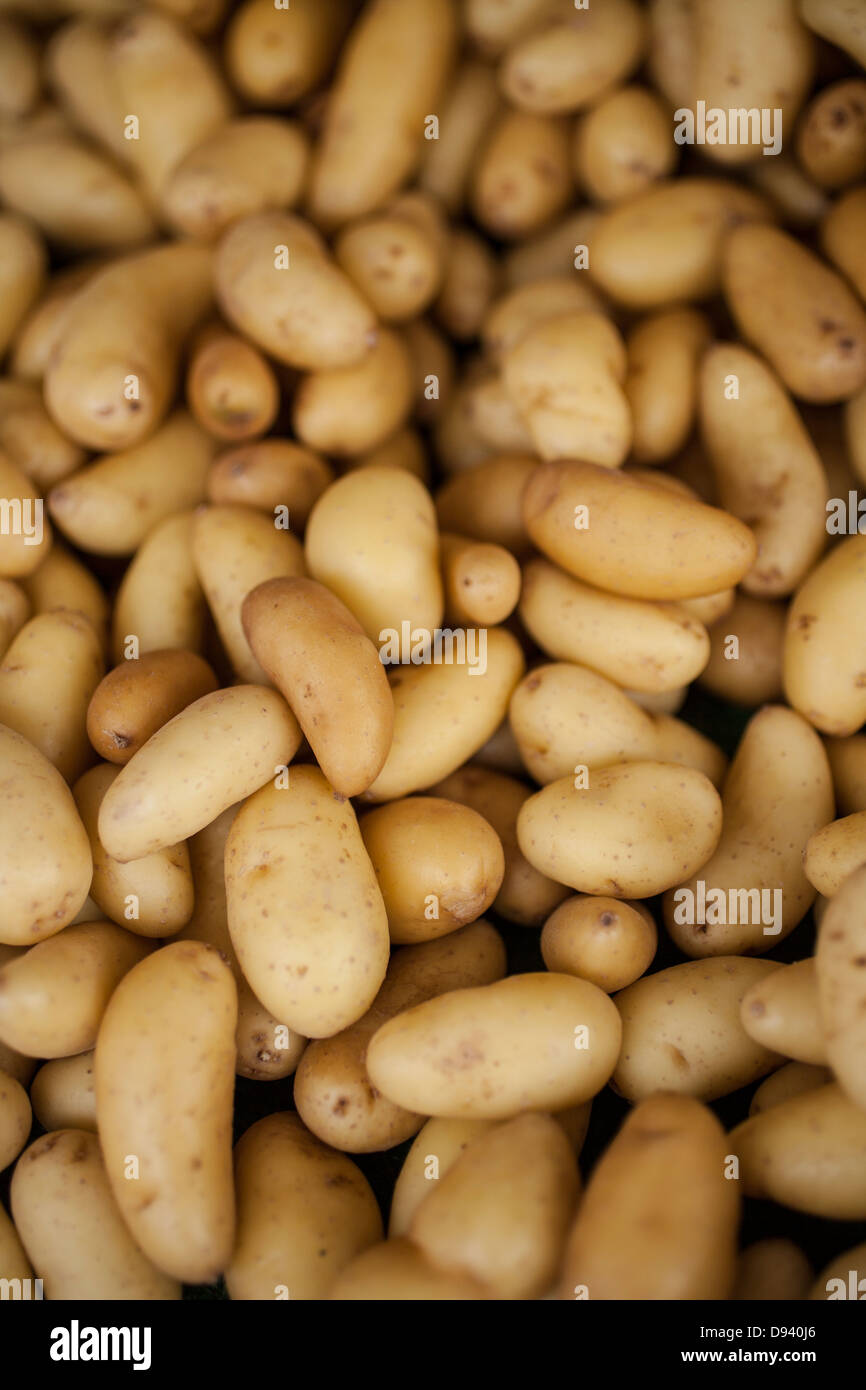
0, 1194, 34, 1286
459, 366, 535, 456
49, 411, 215, 556
332, 1236, 492, 1299
559, 1094, 739, 1300
242, 576, 393, 797
0, 920, 150, 1059
747, 151, 829, 227
519, 558, 710, 694
809, 1242, 866, 1301
0, 376, 85, 490
294, 921, 506, 1152
0, 448, 52, 579
800, 0, 866, 68
796, 79, 866, 190
10, 1130, 180, 1299
749, 1061, 832, 1116
541, 896, 656, 994
816, 864, 866, 1115
21, 542, 110, 656
226, 765, 390, 1038
226, 1111, 383, 1300
0, 610, 103, 782
433, 765, 570, 927
730, 1083, 866, 1219
699, 593, 786, 706
207, 438, 334, 524
435, 454, 537, 557
419, 58, 501, 215
410, 1113, 578, 1300
724, 223, 866, 403
95, 940, 237, 1284
825, 734, 866, 815
293, 328, 413, 457
30, 1052, 96, 1132
733, 1239, 814, 1302
98, 685, 301, 861
434, 228, 500, 343
367, 972, 622, 1120
350, 427, 430, 482
0, 579, 28, 661
664, 706, 833, 954
86, 649, 218, 765
186, 331, 279, 442
0, 16, 39, 119
74, 764, 193, 938
439, 533, 521, 628
0, 1069, 30, 1171
225, 0, 353, 107
402, 316, 455, 428
0, 213, 45, 358
192, 504, 306, 683
45, 18, 127, 161
502, 206, 600, 288
112, 511, 206, 663
805, 812, 866, 896
740, 959, 826, 1066
388, 1116, 495, 1237
471, 108, 571, 240
573, 85, 675, 205
0, 723, 91, 946
501, 0, 645, 114
481, 276, 601, 364
822, 184, 866, 304
518, 761, 722, 899
335, 214, 443, 324
625, 309, 710, 463
308, 0, 458, 228
784, 535, 866, 736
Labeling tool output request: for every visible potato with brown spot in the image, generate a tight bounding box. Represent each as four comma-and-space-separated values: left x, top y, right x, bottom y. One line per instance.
541, 896, 656, 994
87, 649, 217, 765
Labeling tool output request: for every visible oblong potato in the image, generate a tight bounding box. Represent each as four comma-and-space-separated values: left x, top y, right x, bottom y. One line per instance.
388, 1116, 495, 1237
293, 328, 413, 457
329, 1236, 490, 1300
471, 109, 571, 240
816, 864, 866, 1115
86, 649, 218, 765
749, 1061, 832, 1116
0, 1069, 31, 1171
225, 0, 352, 107
0, 448, 52, 579
206, 439, 334, 525
740, 958, 826, 1066
186, 331, 279, 442
0, 213, 45, 359
784, 535, 866, 736
500, 0, 646, 114
111, 512, 206, 664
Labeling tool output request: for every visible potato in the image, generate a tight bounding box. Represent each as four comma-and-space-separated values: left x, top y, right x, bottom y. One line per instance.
214, 213, 376, 372
784, 535, 866, 736
0, 723, 92, 947
350, 428, 430, 482
0, 1195, 33, 1286
207, 439, 334, 525
0, 17, 39, 119
74, 764, 193, 939
0, 135, 155, 251
419, 59, 501, 215
10, 1130, 180, 1299
49, 410, 215, 556
293, 328, 413, 457
186, 332, 279, 442
44, 243, 213, 452
733, 1239, 813, 1301
749, 1061, 832, 1116
459, 367, 535, 456
30, 1052, 96, 1133
699, 593, 786, 707
588, 179, 769, 310
366, 972, 622, 1120
433, 765, 569, 927
481, 277, 601, 365
816, 864, 866, 1115
724, 224, 866, 404
0, 377, 84, 490
163, 116, 309, 240
730, 1083, 866, 1220
503, 0, 645, 113
810, 1243, 866, 1301
388, 1116, 495, 1237
112, 511, 206, 663
502, 206, 600, 288
740, 959, 826, 1066
329, 1236, 490, 1300
87, 649, 217, 765
0, 1070, 30, 1171
825, 735, 866, 815
518, 761, 722, 899
435, 454, 537, 557
226, 765, 389, 1038
0, 579, 28, 661
433, 229, 500, 345
559, 1095, 738, 1300
804, 812, 866, 896
308, 0, 457, 228
335, 214, 443, 324
192, 505, 306, 683
98, 685, 301, 861
409, 1113, 578, 1300
111, 10, 231, 201
225, 0, 352, 107
438, 533, 521, 628
242, 576, 393, 797
800, 0, 866, 68
45, 18, 126, 161
464, 0, 558, 55
520, 559, 710, 695
0, 448, 52, 579
503, 312, 631, 467
664, 706, 833, 955
294, 921, 506, 1152
796, 80, 866, 190
95, 940, 236, 1283
573, 85, 675, 206
541, 896, 656, 994
471, 109, 571, 240
0, 213, 45, 358
822, 185, 866, 304
624, 309, 710, 464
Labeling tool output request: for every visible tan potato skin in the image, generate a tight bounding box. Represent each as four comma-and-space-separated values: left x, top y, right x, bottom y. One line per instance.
192, 505, 306, 684
733, 1238, 813, 1301
481, 276, 601, 363
410, 1113, 579, 1300
87, 649, 218, 765
0, 723, 92, 947
663, 706, 833, 955
359, 798, 504, 943
74, 764, 194, 939
740, 959, 826, 1066
523, 460, 756, 600
0, 377, 85, 491
293, 921, 506, 1153
308, 0, 458, 228
573, 85, 675, 205
0, 1069, 31, 1171
816, 864, 866, 1115
242, 577, 393, 798
541, 896, 657, 994
471, 109, 571, 241
362, 627, 526, 803
613, 957, 783, 1103
519, 558, 710, 695
796, 79, 866, 190
699, 594, 786, 707
111, 512, 206, 664
822, 185, 866, 303
186, 332, 279, 442
293, 328, 413, 457
388, 1116, 496, 1237
215, 213, 376, 372
21, 542, 110, 655
800, 0, 866, 74
419, 59, 501, 215
366, 972, 622, 1120
0, 920, 151, 1059
207, 439, 334, 525
225, 0, 353, 107
730, 1084, 866, 1220
434, 229, 500, 344
10, 1130, 180, 1299
0, 213, 45, 359
749, 1061, 832, 1116
95, 941, 237, 1284
805, 812, 866, 896
559, 1095, 739, 1301
500, 0, 646, 114
30, 1051, 97, 1133
825, 735, 866, 815
624, 308, 710, 463
329, 1236, 491, 1300
0, 579, 28, 662
784, 536, 866, 736
435, 454, 537, 558
98, 686, 301, 861
518, 761, 723, 900
225, 766, 390, 1039
226, 1112, 383, 1301
0, 448, 52, 579
439, 534, 522, 627
0, 1198, 33, 1285
809, 1242, 866, 1301
335, 214, 443, 324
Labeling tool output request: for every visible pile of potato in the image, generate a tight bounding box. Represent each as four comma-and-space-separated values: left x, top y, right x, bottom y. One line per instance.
1, 0, 866, 1302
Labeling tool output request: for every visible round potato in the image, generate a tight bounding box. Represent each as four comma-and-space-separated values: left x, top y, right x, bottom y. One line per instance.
186, 331, 279, 442
740, 959, 827, 1066
30, 1051, 96, 1133
0, 1069, 31, 1171
207, 439, 334, 524
541, 896, 656, 994
733, 1239, 813, 1301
